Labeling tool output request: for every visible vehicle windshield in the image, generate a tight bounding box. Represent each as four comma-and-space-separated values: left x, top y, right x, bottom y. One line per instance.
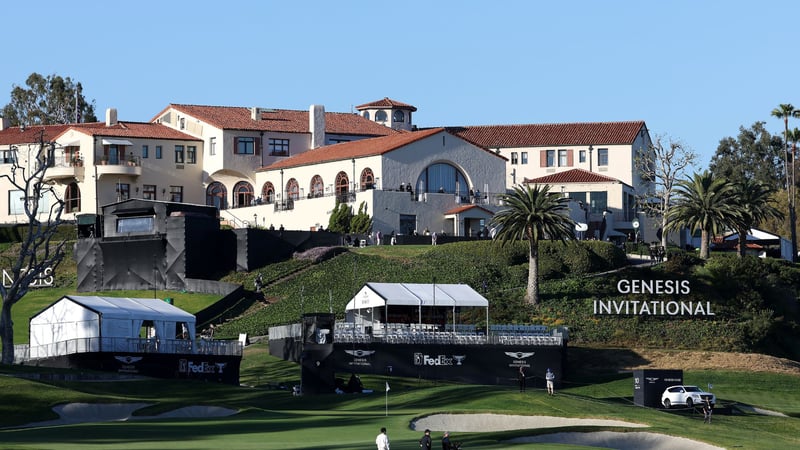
685, 386, 702, 392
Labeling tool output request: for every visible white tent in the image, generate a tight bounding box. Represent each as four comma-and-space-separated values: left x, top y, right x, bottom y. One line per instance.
344, 282, 489, 328
29, 295, 196, 358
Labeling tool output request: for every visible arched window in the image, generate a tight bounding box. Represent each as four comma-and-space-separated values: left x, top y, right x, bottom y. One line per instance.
65, 182, 81, 213
261, 182, 275, 203
362, 111, 370, 120
375, 110, 387, 122
286, 178, 300, 200
360, 168, 375, 190
206, 181, 227, 210
233, 181, 254, 208
310, 175, 324, 198
335, 171, 349, 202
415, 162, 469, 197
392, 110, 405, 123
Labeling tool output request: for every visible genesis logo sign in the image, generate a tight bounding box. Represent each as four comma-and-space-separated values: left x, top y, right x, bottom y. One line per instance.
504, 352, 535, 359
345, 349, 374, 367
413, 353, 465, 366
114, 356, 143, 364
345, 350, 375, 358
504, 351, 534, 369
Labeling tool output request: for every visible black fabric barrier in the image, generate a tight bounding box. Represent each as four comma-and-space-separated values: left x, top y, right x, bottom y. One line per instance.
31, 352, 241, 385
333, 342, 565, 388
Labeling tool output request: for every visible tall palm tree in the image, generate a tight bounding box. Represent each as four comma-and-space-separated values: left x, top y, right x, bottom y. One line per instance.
489, 184, 575, 305
730, 179, 784, 258
771, 104, 800, 262
666, 171, 738, 259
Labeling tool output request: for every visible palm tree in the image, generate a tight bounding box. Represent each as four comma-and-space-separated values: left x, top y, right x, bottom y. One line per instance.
666, 171, 738, 259
489, 184, 575, 305
771, 104, 800, 262
730, 179, 784, 258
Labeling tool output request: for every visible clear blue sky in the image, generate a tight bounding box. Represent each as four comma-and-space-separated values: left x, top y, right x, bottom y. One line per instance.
3, 1, 798, 169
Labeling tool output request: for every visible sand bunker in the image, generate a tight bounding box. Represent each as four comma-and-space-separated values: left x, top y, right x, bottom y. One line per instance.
413, 413, 648, 432
16, 403, 237, 428
413, 413, 724, 450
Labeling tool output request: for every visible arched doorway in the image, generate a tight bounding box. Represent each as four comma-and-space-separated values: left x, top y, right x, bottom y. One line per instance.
233, 181, 254, 207
206, 181, 227, 210
335, 171, 349, 203
360, 168, 375, 190
310, 175, 324, 198
261, 182, 275, 203
286, 178, 300, 200
65, 182, 80, 213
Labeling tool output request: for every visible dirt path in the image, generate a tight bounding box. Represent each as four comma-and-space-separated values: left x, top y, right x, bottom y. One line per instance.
569, 347, 800, 376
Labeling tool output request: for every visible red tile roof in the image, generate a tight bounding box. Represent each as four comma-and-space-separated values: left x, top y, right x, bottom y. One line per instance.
444, 121, 646, 148
53, 121, 201, 141
355, 97, 418, 112
155, 104, 400, 137
444, 204, 495, 215
261, 128, 445, 170
0, 124, 73, 145
524, 168, 624, 185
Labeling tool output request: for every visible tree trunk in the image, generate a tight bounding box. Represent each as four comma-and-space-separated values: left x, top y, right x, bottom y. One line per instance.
526, 241, 539, 305
738, 227, 747, 258
790, 202, 797, 263
700, 230, 710, 259
0, 300, 15, 365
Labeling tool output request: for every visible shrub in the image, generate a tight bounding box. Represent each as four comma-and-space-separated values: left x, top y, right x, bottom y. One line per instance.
561, 242, 596, 275
663, 249, 701, 275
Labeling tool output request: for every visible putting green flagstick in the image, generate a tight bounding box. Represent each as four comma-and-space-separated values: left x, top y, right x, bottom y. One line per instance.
385, 382, 390, 416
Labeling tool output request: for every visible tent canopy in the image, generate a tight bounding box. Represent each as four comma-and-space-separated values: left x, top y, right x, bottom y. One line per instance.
345, 282, 489, 311
723, 228, 780, 242
43, 295, 196, 322
29, 296, 196, 358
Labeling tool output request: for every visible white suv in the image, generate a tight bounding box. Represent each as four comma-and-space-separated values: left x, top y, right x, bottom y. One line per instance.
661, 385, 716, 409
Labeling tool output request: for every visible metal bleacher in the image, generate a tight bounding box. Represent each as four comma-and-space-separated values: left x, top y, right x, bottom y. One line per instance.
333, 322, 563, 346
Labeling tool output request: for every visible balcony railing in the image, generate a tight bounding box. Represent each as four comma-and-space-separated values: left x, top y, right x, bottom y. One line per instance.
14, 336, 242, 363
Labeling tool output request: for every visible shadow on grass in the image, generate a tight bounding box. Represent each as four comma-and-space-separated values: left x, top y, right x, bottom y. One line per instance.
567, 347, 653, 381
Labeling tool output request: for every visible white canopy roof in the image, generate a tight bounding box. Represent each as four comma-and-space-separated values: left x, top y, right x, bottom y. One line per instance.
345, 282, 489, 311
724, 228, 780, 242
29, 295, 197, 359
49, 295, 196, 322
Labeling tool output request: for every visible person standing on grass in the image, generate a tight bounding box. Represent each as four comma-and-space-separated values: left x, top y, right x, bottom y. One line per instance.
703, 398, 713, 424
518, 366, 527, 392
376, 427, 390, 450
441, 431, 453, 450
419, 429, 432, 450
546, 368, 555, 395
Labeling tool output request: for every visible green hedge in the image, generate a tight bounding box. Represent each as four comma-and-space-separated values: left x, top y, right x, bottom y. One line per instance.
213, 240, 800, 360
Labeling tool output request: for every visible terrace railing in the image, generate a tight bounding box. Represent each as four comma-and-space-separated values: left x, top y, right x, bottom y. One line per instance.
14, 336, 242, 363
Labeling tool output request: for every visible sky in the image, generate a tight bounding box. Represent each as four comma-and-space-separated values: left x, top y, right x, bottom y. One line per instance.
2, 0, 798, 169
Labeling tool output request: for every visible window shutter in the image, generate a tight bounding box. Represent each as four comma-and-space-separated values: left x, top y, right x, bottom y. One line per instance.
567, 149, 574, 166
540, 150, 547, 167
255, 138, 261, 156
233, 137, 239, 154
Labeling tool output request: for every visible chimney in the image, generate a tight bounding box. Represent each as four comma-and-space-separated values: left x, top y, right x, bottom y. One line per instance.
310, 104, 326, 149
251, 107, 261, 120
0, 117, 9, 131
105, 108, 118, 126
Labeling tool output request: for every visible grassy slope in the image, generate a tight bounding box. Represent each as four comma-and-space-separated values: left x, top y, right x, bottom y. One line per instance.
0, 346, 797, 449
1, 241, 799, 447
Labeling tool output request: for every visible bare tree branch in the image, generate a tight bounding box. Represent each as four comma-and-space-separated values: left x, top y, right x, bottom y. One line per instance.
0, 130, 66, 364
634, 135, 697, 247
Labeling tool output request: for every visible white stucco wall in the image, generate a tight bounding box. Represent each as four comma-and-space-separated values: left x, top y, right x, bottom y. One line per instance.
239, 131, 506, 233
